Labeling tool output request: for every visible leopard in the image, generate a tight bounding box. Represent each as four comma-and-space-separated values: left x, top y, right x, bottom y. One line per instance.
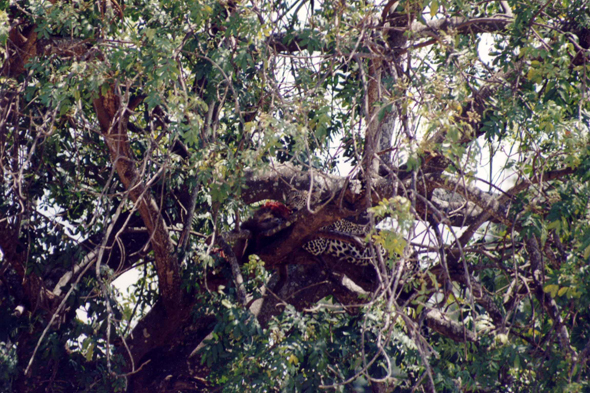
286, 191, 386, 265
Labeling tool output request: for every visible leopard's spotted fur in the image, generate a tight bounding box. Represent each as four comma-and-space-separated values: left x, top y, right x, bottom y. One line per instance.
302, 238, 386, 265
286, 192, 385, 265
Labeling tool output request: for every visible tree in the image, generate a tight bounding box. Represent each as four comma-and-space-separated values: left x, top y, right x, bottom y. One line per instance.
1, 0, 590, 391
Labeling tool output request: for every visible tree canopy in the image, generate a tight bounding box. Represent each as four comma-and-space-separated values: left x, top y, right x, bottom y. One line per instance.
2, 0, 590, 391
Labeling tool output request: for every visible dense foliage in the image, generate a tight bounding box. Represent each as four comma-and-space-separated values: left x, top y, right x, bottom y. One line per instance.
2, 0, 590, 391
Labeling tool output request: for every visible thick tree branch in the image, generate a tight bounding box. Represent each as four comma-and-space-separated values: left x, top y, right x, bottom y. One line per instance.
408, 15, 513, 38
93, 90, 182, 307
525, 235, 576, 360
268, 14, 514, 55
458, 167, 576, 247
424, 308, 477, 342
0, 221, 55, 312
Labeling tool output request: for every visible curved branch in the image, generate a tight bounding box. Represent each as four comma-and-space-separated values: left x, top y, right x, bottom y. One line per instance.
457, 167, 575, 247
408, 15, 513, 38
525, 236, 576, 360
424, 308, 477, 342
93, 89, 182, 307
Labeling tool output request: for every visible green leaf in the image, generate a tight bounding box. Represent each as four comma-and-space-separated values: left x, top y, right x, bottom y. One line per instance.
430, 0, 439, 17
557, 287, 569, 297
543, 284, 559, 298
